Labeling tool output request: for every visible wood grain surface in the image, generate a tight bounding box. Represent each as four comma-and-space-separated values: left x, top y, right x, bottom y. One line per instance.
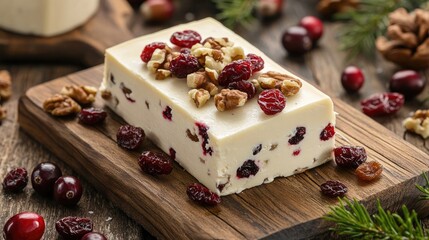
1, 0, 429, 239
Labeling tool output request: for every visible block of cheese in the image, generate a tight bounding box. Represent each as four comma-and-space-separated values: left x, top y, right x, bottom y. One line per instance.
100, 18, 336, 196
0, 0, 99, 37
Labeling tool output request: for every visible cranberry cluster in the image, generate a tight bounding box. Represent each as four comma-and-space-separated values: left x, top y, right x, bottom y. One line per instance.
282, 16, 324, 55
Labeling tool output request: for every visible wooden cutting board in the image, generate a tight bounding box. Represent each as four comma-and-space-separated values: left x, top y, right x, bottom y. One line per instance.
0, 0, 133, 67
18, 65, 429, 239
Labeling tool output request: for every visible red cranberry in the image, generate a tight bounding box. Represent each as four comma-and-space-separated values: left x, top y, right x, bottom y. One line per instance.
334, 146, 367, 168
162, 106, 173, 121
170, 30, 201, 48
320, 180, 347, 197
140, 0, 174, 22
78, 108, 107, 125
236, 160, 259, 178
288, 126, 306, 145
218, 59, 253, 86
258, 89, 286, 115
227, 80, 256, 99
138, 151, 173, 175
245, 53, 265, 72
299, 16, 323, 43
196, 122, 213, 156
2, 167, 28, 193
3, 212, 45, 240
341, 66, 365, 93
140, 42, 166, 63
116, 125, 145, 150
170, 53, 200, 78
361, 92, 404, 117
320, 123, 335, 141
81, 232, 107, 240
186, 183, 221, 206
389, 70, 426, 98
55, 216, 93, 240
31, 162, 62, 197
282, 26, 312, 55
53, 176, 83, 206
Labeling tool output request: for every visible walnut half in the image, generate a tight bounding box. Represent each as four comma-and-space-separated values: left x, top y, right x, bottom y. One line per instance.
258, 71, 302, 97
43, 94, 81, 116
403, 109, 429, 138
214, 89, 247, 112
60, 85, 97, 105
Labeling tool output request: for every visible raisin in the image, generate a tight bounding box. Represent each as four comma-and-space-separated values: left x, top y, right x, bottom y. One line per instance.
334, 145, 367, 168
55, 216, 93, 240
355, 161, 383, 181
218, 59, 253, 86
170, 30, 202, 48
361, 92, 404, 117
119, 82, 136, 103
140, 42, 166, 63
162, 106, 173, 121
138, 151, 173, 175
2, 168, 28, 193
236, 160, 259, 178
320, 123, 335, 141
320, 180, 347, 197
116, 125, 145, 150
186, 183, 221, 206
196, 122, 213, 156
78, 108, 107, 125
252, 144, 262, 155
227, 80, 256, 99
246, 53, 264, 72
169, 53, 200, 78
288, 126, 306, 145
258, 89, 286, 115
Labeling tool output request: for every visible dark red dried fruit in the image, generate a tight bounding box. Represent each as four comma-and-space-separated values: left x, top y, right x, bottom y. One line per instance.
320, 180, 347, 197
236, 160, 259, 178
227, 80, 256, 99
361, 92, 404, 117
390, 70, 426, 98
246, 53, 264, 72
288, 127, 306, 145
81, 232, 107, 240
218, 59, 253, 86
186, 183, 221, 206
78, 108, 107, 125
53, 176, 82, 206
120, 82, 136, 103
320, 123, 335, 141
169, 147, 176, 160
196, 122, 213, 156
293, 149, 301, 156
253, 144, 262, 155
282, 26, 312, 55
138, 151, 173, 175
258, 89, 286, 115
170, 30, 202, 48
3, 212, 45, 240
180, 48, 191, 54
55, 216, 93, 240
140, 42, 166, 63
162, 106, 173, 121
116, 125, 145, 150
355, 161, 383, 181
170, 53, 200, 78
2, 168, 28, 193
31, 162, 62, 197
334, 146, 367, 168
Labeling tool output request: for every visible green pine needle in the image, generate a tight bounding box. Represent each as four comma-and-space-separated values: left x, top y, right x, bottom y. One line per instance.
416, 172, 429, 200
212, 0, 258, 28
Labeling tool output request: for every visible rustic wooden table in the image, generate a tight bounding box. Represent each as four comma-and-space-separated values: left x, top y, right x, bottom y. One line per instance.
1, 0, 428, 239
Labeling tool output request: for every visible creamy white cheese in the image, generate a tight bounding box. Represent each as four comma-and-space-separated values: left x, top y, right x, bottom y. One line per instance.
0, 0, 99, 37
100, 18, 336, 196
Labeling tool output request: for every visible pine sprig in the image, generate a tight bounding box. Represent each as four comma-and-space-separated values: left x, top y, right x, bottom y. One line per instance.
212, 0, 258, 28
416, 172, 429, 200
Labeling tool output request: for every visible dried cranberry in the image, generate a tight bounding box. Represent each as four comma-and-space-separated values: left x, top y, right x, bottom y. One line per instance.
227, 80, 256, 99
246, 53, 264, 72
361, 92, 404, 117
293, 149, 301, 156
320, 123, 335, 141
320, 180, 347, 197
140, 42, 166, 63
55, 216, 93, 240
288, 127, 306, 145
53, 176, 83, 206
252, 144, 262, 155
196, 122, 213, 156
81, 232, 107, 240
170, 30, 201, 48
334, 146, 367, 168
218, 59, 253, 86
169, 53, 200, 78
162, 106, 173, 121
355, 161, 383, 181
119, 82, 136, 103
78, 108, 107, 125
116, 125, 145, 150
3, 212, 45, 240
180, 48, 191, 54
236, 160, 259, 178
258, 89, 286, 115
138, 151, 173, 175
186, 183, 221, 206
2, 167, 28, 193
31, 162, 62, 197
169, 147, 176, 160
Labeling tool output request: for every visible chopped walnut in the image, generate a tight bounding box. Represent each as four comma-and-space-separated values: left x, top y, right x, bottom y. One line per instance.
187, 72, 207, 88
147, 48, 166, 73
281, 79, 302, 97
60, 85, 97, 105
258, 71, 302, 96
100, 89, 112, 100
43, 94, 81, 116
403, 109, 429, 138
188, 89, 210, 108
214, 89, 247, 112
222, 46, 245, 61
203, 37, 233, 49
155, 69, 171, 80
251, 79, 262, 92
205, 68, 219, 85
0, 70, 12, 101
0, 105, 6, 121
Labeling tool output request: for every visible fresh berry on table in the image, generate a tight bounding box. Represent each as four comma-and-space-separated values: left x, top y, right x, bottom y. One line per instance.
389, 70, 426, 99
53, 176, 83, 206
299, 16, 324, 44
3, 212, 45, 240
281, 26, 312, 55
341, 66, 365, 93
81, 232, 108, 240
31, 162, 62, 197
